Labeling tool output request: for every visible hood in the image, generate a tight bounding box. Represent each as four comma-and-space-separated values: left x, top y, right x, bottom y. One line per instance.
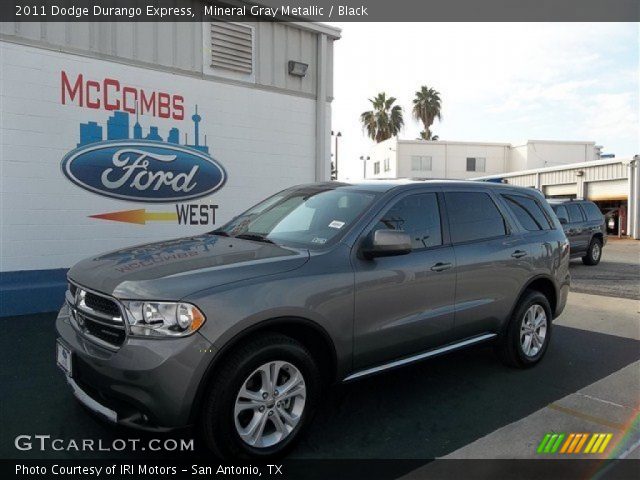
67, 234, 309, 300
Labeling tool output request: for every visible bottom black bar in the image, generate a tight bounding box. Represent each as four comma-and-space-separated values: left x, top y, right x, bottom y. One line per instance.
3, 459, 640, 480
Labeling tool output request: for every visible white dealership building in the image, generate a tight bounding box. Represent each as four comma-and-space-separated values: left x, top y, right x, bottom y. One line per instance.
365, 138, 601, 179
0, 18, 340, 316
365, 138, 639, 239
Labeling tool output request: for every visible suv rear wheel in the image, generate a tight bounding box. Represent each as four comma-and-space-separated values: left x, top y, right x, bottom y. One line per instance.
495, 290, 552, 368
582, 237, 602, 266
201, 334, 321, 459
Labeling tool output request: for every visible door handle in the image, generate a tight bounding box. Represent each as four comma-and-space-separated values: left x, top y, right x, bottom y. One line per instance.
511, 250, 527, 258
431, 262, 452, 272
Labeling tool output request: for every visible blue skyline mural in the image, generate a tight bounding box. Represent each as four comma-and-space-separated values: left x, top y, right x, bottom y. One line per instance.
77, 107, 210, 154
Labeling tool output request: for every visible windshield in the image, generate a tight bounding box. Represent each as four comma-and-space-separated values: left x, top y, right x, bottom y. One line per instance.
215, 187, 378, 249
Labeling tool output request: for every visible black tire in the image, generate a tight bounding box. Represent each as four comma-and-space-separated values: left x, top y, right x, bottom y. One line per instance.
200, 333, 321, 459
495, 290, 552, 368
582, 237, 603, 266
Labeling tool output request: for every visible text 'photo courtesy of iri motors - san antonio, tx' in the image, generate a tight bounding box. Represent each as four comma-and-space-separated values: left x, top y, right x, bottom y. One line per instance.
59, 71, 226, 227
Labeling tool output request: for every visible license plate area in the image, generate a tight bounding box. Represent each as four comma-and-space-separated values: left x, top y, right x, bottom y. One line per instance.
56, 339, 73, 377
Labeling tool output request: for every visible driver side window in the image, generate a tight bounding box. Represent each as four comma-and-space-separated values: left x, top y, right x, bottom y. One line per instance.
376, 193, 442, 250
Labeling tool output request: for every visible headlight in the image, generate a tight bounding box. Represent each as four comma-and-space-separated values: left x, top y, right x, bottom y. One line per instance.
122, 301, 206, 337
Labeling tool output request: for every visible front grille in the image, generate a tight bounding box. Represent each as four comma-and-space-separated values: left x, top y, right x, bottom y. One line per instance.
82, 315, 127, 345
68, 282, 126, 349
84, 292, 121, 318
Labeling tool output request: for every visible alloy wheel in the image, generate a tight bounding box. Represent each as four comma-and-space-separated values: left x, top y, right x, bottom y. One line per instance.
520, 304, 547, 357
234, 361, 306, 448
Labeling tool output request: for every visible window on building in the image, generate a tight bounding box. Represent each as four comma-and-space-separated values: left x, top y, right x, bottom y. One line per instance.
502, 194, 552, 231
210, 22, 254, 74
411, 155, 432, 171
384, 158, 390, 172
466, 157, 486, 172
375, 193, 442, 250
582, 202, 603, 221
373, 161, 381, 175
566, 203, 584, 223
445, 192, 507, 243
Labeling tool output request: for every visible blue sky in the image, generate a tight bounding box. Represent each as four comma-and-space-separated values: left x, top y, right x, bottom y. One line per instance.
330, 23, 639, 179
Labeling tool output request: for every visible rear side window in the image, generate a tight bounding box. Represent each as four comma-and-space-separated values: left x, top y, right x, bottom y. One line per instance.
377, 193, 442, 250
582, 202, 603, 221
566, 203, 584, 223
553, 205, 569, 223
445, 192, 507, 243
502, 194, 552, 231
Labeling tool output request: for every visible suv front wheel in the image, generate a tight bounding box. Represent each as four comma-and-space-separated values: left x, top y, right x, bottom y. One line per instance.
582, 237, 603, 266
496, 290, 552, 368
201, 333, 321, 459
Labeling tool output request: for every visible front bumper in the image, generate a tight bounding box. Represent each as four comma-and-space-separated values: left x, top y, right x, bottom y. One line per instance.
56, 304, 214, 431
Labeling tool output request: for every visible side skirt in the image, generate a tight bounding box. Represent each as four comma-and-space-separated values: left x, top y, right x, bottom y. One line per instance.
343, 333, 497, 382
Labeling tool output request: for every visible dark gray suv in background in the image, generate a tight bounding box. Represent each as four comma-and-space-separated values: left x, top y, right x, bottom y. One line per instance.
56, 180, 570, 458
549, 199, 607, 265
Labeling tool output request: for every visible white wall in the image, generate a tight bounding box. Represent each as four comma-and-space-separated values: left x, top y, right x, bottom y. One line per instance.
369, 140, 510, 180
366, 138, 397, 178
0, 41, 319, 272
508, 144, 528, 172
367, 139, 597, 180
525, 141, 596, 169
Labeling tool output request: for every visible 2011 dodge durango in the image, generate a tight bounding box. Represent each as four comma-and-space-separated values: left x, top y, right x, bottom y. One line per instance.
56, 180, 570, 458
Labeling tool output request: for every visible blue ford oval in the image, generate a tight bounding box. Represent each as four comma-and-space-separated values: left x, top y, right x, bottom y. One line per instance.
61, 140, 227, 203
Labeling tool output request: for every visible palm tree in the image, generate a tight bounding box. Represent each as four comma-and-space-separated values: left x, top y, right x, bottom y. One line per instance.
412, 86, 442, 140
360, 93, 404, 143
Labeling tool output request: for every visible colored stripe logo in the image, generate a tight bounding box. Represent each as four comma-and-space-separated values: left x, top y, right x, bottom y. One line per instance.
537, 433, 613, 454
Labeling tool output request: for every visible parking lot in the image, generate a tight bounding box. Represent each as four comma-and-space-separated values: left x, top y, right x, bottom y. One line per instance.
1, 240, 638, 461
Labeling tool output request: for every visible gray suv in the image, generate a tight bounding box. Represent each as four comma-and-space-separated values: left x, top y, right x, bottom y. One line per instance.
548, 199, 607, 265
56, 181, 570, 458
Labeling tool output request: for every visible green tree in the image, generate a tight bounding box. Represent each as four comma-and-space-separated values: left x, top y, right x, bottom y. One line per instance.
412, 86, 442, 140
360, 93, 404, 143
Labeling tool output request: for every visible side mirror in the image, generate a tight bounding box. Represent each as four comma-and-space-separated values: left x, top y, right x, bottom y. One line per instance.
363, 229, 412, 259
558, 217, 568, 225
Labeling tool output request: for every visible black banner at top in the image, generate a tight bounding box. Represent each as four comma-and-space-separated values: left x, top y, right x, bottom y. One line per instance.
2, 0, 639, 22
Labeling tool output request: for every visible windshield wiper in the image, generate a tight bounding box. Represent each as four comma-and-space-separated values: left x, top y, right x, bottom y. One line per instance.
209, 230, 230, 237
235, 233, 275, 245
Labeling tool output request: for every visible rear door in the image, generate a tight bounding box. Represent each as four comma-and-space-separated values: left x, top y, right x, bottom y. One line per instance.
443, 189, 532, 338
565, 203, 589, 254
352, 189, 456, 369
580, 202, 605, 242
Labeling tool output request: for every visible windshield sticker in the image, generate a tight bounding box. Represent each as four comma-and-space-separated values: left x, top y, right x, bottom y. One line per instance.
311, 237, 327, 244
328, 220, 345, 229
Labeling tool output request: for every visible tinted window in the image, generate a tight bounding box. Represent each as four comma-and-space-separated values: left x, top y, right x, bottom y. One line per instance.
566, 203, 584, 223
553, 205, 569, 223
445, 192, 507, 243
582, 202, 603, 221
502, 194, 552, 231
376, 193, 442, 249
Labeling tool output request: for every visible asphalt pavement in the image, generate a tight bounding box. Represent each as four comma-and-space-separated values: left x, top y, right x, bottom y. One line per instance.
570, 238, 639, 300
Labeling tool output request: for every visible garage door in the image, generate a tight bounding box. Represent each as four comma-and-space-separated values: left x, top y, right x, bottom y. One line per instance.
586, 179, 628, 201
544, 183, 577, 197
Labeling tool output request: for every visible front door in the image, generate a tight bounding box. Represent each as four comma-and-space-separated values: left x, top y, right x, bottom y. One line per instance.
352, 190, 456, 369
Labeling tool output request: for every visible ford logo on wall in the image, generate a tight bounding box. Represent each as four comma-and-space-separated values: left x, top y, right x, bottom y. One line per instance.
61, 108, 226, 203
61, 140, 227, 203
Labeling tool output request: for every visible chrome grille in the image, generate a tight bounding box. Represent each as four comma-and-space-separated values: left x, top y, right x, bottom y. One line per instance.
67, 282, 126, 349
84, 292, 121, 318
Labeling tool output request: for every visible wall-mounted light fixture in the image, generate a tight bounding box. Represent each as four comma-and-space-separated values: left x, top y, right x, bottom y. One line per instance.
288, 61, 309, 77
576, 170, 585, 177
